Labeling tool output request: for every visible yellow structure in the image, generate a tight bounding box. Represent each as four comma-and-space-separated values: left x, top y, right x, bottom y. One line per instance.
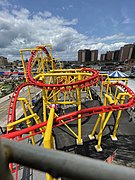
5, 44, 135, 180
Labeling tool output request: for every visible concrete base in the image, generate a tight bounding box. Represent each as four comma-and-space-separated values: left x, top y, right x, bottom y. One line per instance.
88, 134, 95, 140
76, 139, 83, 145
110, 135, 118, 141
95, 145, 103, 152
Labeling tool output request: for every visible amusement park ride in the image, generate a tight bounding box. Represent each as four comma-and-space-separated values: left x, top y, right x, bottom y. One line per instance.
1, 44, 135, 179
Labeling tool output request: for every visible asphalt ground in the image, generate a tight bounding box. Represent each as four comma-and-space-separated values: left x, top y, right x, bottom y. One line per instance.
53, 99, 135, 167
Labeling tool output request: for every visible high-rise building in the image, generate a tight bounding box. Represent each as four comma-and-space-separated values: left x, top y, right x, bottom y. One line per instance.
119, 44, 134, 62
0, 56, 8, 66
100, 54, 105, 61
82, 50, 86, 62
100, 43, 135, 63
78, 50, 83, 64
119, 47, 124, 62
78, 49, 98, 63
113, 50, 120, 61
111, 51, 115, 60
106, 51, 114, 60
78, 49, 91, 63
128, 44, 134, 59
91, 50, 98, 61
85, 49, 91, 62
131, 44, 135, 59
78, 49, 90, 63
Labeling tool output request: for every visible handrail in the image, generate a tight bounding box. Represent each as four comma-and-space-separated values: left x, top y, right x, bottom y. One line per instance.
1, 138, 135, 180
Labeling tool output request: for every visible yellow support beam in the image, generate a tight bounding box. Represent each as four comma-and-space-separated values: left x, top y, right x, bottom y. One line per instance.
21, 100, 36, 145
44, 106, 56, 180
7, 114, 37, 131
77, 74, 83, 145
61, 120, 78, 139
111, 94, 126, 141
17, 98, 45, 135
43, 106, 55, 149
89, 114, 102, 140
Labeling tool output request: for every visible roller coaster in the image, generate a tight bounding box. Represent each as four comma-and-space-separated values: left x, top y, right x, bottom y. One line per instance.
1, 44, 135, 180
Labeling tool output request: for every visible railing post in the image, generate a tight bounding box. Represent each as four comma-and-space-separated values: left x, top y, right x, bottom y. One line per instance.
0, 138, 13, 180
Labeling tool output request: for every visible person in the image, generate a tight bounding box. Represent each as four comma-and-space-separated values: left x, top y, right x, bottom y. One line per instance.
49, 104, 61, 115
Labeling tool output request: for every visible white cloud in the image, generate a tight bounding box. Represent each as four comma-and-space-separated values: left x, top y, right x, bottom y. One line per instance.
0, 0, 10, 7
0, 6, 135, 61
94, 33, 135, 42
110, 18, 118, 27
38, 11, 52, 18
121, 8, 135, 24
90, 42, 127, 53
0, 7, 84, 60
12, 8, 30, 19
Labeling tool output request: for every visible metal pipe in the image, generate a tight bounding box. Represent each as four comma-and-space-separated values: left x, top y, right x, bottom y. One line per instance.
7, 113, 37, 131
44, 107, 55, 149
1, 138, 135, 180
0, 139, 13, 180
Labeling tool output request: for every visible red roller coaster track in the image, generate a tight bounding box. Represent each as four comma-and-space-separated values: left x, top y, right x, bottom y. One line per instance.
4, 46, 135, 139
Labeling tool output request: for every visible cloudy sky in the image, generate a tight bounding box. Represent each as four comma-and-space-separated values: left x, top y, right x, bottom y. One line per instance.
0, 0, 135, 61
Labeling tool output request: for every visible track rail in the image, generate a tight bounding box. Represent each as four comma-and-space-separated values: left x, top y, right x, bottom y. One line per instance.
4, 82, 135, 140
6, 46, 135, 137
7, 82, 37, 124
26, 48, 100, 90
7, 47, 99, 124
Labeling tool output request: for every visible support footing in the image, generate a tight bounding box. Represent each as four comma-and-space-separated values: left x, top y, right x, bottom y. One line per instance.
95, 145, 103, 152
110, 135, 118, 141
88, 134, 95, 140
76, 139, 83, 145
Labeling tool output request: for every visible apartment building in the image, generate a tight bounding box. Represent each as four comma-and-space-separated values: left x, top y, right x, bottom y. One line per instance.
0, 56, 8, 66
100, 43, 135, 63
78, 49, 98, 63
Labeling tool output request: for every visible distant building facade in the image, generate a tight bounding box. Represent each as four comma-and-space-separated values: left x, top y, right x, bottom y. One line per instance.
100, 43, 135, 65
106, 51, 114, 60
113, 50, 120, 61
0, 56, 8, 66
100, 54, 105, 61
131, 45, 135, 59
119, 44, 134, 62
78, 49, 98, 63
78, 50, 83, 64
78, 49, 90, 64
91, 50, 98, 62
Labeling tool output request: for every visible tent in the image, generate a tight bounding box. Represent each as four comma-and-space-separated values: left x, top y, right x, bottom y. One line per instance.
109, 70, 128, 78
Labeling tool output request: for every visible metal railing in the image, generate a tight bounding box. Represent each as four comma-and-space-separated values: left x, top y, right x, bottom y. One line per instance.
1, 138, 135, 180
